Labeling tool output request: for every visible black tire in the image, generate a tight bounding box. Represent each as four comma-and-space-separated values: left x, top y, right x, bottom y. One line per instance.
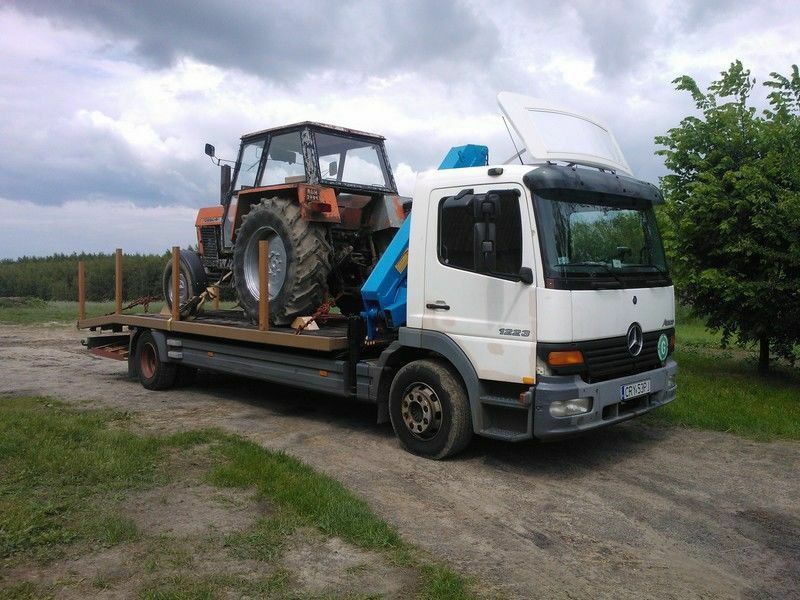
233, 197, 332, 325
162, 249, 208, 318
135, 330, 178, 390
388, 359, 473, 459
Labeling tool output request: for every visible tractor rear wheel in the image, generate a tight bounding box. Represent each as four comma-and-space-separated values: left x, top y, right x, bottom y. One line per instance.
233, 197, 332, 325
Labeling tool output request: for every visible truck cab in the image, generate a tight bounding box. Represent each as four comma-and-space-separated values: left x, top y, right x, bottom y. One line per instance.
374, 93, 676, 448
397, 162, 676, 442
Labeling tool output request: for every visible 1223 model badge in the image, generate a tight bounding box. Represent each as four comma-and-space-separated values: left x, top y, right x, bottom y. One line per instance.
499, 328, 530, 337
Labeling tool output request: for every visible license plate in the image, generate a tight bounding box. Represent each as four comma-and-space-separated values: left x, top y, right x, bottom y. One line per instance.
620, 379, 651, 400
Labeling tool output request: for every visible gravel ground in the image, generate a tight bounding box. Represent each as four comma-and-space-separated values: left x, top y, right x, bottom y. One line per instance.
1, 324, 798, 600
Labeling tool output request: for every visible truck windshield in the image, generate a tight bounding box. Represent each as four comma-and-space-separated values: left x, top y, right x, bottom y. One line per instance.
533, 191, 670, 289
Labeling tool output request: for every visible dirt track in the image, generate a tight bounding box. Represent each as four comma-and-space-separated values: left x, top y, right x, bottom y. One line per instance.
1, 324, 798, 600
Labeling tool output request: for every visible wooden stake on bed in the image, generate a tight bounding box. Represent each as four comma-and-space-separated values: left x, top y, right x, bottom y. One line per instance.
78, 260, 86, 321
213, 285, 220, 310
114, 248, 122, 315
171, 246, 180, 321
259, 239, 269, 331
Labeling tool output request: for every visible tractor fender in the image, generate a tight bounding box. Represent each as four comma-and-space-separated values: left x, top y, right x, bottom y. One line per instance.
178, 249, 208, 298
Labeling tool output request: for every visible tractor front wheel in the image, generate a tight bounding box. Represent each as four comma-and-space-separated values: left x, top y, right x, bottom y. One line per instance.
162, 249, 207, 318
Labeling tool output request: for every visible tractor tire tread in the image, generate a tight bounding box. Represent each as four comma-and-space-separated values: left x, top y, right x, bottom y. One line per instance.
233, 196, 332, 325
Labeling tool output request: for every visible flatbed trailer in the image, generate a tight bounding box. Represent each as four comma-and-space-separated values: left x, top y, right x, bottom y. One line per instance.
79, 308, 386, 402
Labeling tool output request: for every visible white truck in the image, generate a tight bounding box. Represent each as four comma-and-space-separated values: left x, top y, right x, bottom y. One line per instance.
79, 93, 677, 459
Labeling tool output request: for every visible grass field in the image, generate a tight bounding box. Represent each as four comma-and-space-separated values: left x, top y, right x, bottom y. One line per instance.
649, 348, 800, 440
0, 298, 152, 325
0, 297, 237, 325
646, 306, 800, 441
0, 397, 475, 599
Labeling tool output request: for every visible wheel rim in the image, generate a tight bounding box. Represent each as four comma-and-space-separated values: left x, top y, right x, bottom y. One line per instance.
140, 342, 157, 379
244, 225, 286, 301
167, 273, 189, 305
400, 382, 443, 440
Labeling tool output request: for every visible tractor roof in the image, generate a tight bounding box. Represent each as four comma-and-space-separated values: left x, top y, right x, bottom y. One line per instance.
241, 121, 386, 142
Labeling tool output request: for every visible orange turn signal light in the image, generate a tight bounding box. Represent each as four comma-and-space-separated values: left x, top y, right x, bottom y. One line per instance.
669, 334, 676, 353
547, 350, 584, 366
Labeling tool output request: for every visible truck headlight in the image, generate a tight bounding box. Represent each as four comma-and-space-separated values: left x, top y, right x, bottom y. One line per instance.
549, 397, 592, 417
667, 374, 677, 389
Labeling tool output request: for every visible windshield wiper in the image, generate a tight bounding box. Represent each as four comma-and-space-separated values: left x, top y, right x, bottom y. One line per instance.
559, 261, 624, 286
643, 264, 669, 277
625, 263, 670, 279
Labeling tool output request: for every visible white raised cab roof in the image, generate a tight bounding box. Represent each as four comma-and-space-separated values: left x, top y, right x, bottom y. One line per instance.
497, 91, 632, 176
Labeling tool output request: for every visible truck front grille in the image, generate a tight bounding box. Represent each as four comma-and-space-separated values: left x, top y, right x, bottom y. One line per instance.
538, 328, 673, 383
582, 331, 664, 381
200, 226, 219, 261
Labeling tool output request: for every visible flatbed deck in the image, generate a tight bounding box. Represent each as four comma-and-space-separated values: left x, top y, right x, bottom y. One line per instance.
78, 308, 350, 352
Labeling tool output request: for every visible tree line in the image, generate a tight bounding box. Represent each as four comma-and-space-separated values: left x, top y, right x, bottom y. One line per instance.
0, 252, 170, 302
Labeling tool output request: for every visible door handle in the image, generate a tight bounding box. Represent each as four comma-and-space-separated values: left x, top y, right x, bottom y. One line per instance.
426, 302, 450, 310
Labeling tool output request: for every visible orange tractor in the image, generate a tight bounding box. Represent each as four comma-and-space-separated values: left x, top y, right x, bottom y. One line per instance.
163, 122, 407, 325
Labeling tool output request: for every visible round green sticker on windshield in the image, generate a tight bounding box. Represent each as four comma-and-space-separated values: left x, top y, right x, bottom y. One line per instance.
657, 334, 669, 362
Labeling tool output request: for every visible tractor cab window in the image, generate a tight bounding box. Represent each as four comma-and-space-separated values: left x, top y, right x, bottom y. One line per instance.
315, 132, 389, 188
235, 140, 264, 189
261, 131, 306, 186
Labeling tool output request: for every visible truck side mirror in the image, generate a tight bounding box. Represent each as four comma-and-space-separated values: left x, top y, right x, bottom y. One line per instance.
205, 143, 215, 158
472, 193, 500, 273
220, 164, 231, 205
519, 267, 533, 285
328, 160, 338, 177
473, 192, 501, 221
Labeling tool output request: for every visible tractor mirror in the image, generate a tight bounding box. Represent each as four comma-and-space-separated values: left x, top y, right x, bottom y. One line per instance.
205, 143, 215, 158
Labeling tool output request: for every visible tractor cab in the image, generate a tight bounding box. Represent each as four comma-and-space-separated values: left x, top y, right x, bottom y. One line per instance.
189, 122, 407, 325
198, 123, 401, 262
232, 122, 397, 195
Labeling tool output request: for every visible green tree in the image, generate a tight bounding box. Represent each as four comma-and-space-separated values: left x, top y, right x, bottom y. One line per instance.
656, 61, 800, 374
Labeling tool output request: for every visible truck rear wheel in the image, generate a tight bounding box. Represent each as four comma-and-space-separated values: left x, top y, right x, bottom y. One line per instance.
389, 359, 473, 459
135, 330, 178, 390
233, 197, 332, 325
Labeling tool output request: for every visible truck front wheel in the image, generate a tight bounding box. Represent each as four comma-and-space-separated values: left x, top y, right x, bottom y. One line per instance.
388, 359, 473, 459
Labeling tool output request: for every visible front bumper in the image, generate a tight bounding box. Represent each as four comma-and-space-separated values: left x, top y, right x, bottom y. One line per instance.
528, 357, 677, 440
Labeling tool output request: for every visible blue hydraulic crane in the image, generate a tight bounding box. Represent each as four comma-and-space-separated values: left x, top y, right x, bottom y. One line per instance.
437, 144, 489, 170
360, 145, 489, 339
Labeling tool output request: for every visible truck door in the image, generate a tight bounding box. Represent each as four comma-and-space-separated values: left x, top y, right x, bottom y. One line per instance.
422, 183, 537, 384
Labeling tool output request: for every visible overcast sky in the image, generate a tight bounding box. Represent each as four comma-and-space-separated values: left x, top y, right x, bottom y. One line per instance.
1, 0, 798, 258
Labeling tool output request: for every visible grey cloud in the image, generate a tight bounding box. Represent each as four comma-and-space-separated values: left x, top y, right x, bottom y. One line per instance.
571, 1, 658, 78
679, 0, 749, 31
10, 0, 501, 82
0, 113, 217, 206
